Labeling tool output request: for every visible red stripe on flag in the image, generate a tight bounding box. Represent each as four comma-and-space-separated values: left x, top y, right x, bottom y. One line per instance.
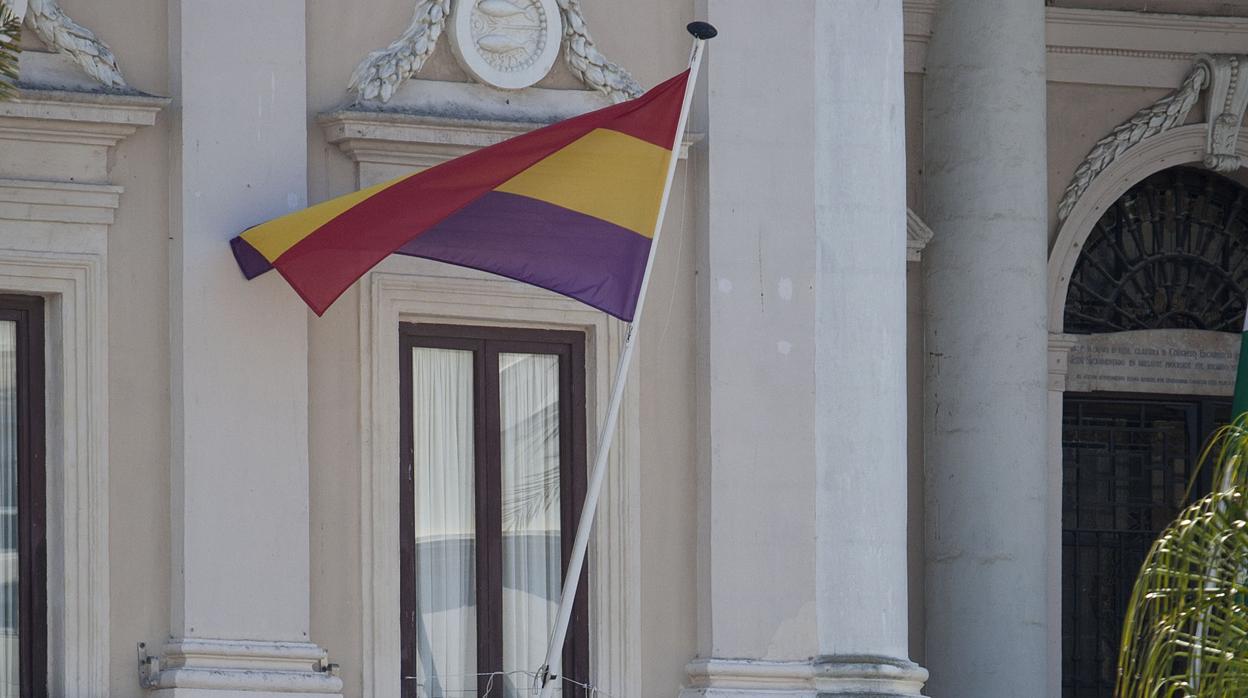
274, 70, 690, 315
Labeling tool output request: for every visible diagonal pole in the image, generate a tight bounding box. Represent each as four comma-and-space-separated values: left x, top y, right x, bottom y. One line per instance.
535, 21, 716, 698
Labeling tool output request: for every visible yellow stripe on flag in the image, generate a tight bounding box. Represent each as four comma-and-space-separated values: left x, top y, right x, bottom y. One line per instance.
495, 128, 672, 238
240, 173, 414, 262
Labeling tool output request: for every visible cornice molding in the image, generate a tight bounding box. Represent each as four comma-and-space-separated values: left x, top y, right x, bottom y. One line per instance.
0, 88, 166, 183
1045, 6, 1248, 32
903, 1, 1248, 86
0, 178, 121, 226
0, 88, 166, 146
320, 107, 698, 174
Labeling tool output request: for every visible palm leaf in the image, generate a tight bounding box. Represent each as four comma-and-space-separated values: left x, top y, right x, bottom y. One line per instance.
0, 2, 20, 101
1116, 414, 1248, 697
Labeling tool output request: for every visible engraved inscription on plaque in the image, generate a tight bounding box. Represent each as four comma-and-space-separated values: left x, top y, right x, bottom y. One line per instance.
1065, 329, 1241, 396
448, 0, 563, 91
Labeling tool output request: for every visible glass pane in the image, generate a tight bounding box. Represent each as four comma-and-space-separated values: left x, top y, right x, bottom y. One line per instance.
411, 348, 477, 698
0, 321, 16, 698
498, 353, 562, 697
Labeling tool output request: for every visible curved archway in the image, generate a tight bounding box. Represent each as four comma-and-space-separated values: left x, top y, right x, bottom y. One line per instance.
1064, 167, 1248, 335
1049, 124, 1248, 330
1053, 162, 1248, 696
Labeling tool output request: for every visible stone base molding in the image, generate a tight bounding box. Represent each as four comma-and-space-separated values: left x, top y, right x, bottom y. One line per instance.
681, 656, 927, 697
142, 638, 343, 695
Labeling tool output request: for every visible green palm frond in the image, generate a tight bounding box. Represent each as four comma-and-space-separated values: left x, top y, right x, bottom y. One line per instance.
1116, 414, 1248, 697
0, 2, 20, 101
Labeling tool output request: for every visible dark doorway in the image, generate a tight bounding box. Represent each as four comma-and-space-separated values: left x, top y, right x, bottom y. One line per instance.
1061, 393, 1228, 698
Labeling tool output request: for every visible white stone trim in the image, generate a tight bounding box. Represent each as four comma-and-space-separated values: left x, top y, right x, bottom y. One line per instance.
146, 639, 341, 693
0, 249, 107, 696
903, 1, 1248, 86
681, 657, 927, 697
358, 259, 641, 698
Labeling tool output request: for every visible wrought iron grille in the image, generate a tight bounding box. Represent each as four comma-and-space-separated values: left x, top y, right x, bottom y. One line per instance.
1061, 396, 1227, 698
1064, 167, 1248, 334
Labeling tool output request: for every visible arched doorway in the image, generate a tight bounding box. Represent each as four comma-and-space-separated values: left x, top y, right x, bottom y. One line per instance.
1060, 166, 1248, 697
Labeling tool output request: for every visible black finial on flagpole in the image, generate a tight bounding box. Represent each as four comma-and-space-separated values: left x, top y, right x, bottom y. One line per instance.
687, 21, 718, 40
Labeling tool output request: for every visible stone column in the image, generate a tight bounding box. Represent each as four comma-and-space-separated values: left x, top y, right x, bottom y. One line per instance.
153, 0, 341, 694
683, 1, 923, 695
922, 1, 1050, 696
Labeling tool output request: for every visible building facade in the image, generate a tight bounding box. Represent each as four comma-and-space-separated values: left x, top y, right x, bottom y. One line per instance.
2, 0, 1248, 696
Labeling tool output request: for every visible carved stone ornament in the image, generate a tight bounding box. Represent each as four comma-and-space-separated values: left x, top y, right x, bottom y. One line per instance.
448, 0, 562, 90
349, 0, 641, 103
23, 0, 127, 89
1198, 54, 1248, 173
1057, 53, 1248, 223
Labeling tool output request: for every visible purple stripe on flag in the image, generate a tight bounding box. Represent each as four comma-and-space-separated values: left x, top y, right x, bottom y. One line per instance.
397, 191, 652, 321
231, 235, 273, 279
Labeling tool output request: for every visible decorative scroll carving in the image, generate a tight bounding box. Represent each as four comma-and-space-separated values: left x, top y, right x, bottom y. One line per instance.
25, 0, 126, 89
555, 0, 640, 103
1056, 63, 1208, 223
1197, 54, 1248, 173
349, 0, 640, 103
348, 0, 450, 103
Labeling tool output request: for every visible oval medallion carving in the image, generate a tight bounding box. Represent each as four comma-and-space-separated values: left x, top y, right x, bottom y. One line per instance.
448, 0, 563, 91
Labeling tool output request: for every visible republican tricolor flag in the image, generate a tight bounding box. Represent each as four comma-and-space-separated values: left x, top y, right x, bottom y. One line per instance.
230, 70, 691, 321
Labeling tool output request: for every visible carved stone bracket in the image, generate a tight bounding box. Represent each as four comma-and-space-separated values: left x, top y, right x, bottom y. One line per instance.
349, 0, 641, 104
906, 209, 934, 263
1197, 54, 1248, 172
1057, 53, 1248, 223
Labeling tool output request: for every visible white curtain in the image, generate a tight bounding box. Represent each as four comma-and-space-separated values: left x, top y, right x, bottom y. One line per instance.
498, 353, 562, 697
411, 348, 477, 698
0, 322, 16, 698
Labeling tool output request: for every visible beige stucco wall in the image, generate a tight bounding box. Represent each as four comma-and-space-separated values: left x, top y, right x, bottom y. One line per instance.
17, 1, 1248, 694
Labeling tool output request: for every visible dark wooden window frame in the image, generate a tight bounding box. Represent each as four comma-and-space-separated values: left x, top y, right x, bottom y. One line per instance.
399, 323, 588, 697
0, 296, 45, 698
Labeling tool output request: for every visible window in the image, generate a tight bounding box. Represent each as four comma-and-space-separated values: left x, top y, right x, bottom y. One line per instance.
400, 324, 589, 698
0, 296, 44, 698
1064, 167, 1248, 335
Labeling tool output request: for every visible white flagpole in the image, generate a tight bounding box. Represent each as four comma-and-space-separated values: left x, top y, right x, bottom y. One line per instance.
535, 21, 716, 697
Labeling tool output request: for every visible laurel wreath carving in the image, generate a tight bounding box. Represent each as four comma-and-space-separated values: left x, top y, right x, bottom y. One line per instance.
1057, 64, 1208, 223
555, 0, 641, 103
349, 0, 450, 103
349, 0, 642, 104
25, 0, 126, 89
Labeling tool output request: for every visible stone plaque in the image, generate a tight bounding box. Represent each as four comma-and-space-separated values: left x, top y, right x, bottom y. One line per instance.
1065, 329, 1241, 396
448, 0, 563, 91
